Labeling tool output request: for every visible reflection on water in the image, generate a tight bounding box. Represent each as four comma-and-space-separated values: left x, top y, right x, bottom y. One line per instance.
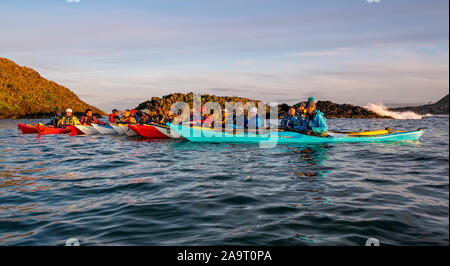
0, 117, 448, 245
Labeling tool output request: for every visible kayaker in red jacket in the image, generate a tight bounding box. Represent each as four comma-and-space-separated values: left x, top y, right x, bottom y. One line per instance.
109, 109, 120, 123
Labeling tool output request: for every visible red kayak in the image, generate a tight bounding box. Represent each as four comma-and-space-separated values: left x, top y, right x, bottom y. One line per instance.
128, 124, 169, 138
17, 124, 39, 134
34, 124, 71, 135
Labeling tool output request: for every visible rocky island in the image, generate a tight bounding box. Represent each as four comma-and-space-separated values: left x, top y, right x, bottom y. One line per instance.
135, 93, 392, 119
0, 57, 105, 119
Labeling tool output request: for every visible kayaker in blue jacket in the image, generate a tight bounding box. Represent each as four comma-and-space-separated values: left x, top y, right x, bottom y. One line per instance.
305, 100, 327, 134
46, 110, 63, 126
280, 108, 297, 129
294, 103, 308, 131
247, 107, 264, 129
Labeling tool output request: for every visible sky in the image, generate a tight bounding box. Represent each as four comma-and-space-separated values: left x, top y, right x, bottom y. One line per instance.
0, 0, 448, 112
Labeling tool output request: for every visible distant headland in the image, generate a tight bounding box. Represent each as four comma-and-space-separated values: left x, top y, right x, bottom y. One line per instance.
389, 94, 449, 115
0, 57, 106, 119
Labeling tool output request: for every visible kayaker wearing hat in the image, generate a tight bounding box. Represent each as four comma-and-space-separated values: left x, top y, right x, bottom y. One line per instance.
46, 110, 63, 126
280, 107, 297, 129
58, 108, 80, 127
248, 107, 264, 130
109, 109, 120, 123
294, 102, 308, 131
80, 109, 98, 126
305, 98, 327, 134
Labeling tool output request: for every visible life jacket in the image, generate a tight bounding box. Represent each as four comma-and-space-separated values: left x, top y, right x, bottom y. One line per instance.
120, 115, 137, 124
109, 114, 120, 123
58, 115, 80, 126
201, 115, 213, 127
48, 115, 63, 126
308, 110, 327, 134
280, 114, 297, 129
81, 116, 97, 125
294, 113, 308, 131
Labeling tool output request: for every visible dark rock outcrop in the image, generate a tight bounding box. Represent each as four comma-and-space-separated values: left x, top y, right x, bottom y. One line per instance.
280, 101, 392, 119
0, 57, 106, 119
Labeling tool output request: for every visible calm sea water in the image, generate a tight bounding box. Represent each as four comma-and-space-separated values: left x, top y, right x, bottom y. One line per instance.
0, 117, 448, 246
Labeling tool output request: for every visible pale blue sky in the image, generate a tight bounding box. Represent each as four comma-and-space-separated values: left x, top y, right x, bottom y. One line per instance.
1, 0, 448, 111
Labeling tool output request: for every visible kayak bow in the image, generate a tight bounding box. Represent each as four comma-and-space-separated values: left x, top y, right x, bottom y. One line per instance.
17, 124, 38, 134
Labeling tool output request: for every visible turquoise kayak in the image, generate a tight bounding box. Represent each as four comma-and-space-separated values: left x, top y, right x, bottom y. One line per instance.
169, 124, 425, 144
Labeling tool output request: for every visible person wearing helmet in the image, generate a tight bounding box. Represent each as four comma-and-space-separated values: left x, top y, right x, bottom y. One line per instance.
280, 107, 297, 129
46, 110, 63, 126
80, 109, 98, 125
294, 102, 308, 131
58, 108, 80, 127
247, 107, 264, 130
109, 109, 120, 123
305, 98, 327, 134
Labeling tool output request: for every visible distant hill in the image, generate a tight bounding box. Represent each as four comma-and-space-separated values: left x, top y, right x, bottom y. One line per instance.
135, 92, 392, 119
0, 57, 106, 119
390, 94, 449, 114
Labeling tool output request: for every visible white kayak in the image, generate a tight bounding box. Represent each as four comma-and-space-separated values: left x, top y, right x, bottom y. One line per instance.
92, 124, 117, 135
75, 125, 99, 135
111, 124, 138, 136
153, 124, 182, 138
111, 124, 127, 135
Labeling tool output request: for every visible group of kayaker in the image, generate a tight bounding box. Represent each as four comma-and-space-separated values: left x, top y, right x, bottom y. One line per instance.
280, 97, 328, 134
43, 96, 327, 134
46, 108, 82, 127
46, 108, 104, 127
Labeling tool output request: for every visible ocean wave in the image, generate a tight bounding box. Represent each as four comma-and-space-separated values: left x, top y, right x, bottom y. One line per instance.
364, 103, 430, 119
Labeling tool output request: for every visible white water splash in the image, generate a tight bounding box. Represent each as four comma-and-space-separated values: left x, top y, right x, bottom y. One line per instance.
364, 103, 428, 119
